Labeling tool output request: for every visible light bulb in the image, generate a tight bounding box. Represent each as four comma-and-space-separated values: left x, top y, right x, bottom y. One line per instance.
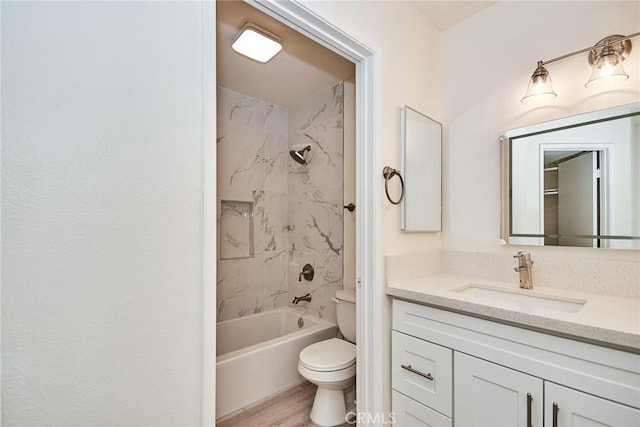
522, 61, 557, 103
586, 47, 628, 88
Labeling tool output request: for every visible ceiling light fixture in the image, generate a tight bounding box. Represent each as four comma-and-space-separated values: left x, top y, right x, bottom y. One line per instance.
521, 32, 639, 103
232, 23, 282, 63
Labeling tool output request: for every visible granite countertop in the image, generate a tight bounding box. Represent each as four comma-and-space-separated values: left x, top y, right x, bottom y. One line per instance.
386, 274, 640, 352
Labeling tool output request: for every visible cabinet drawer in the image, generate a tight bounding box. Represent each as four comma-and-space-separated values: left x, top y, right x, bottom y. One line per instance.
392, 391, 451, 427
392, 331, 452, 417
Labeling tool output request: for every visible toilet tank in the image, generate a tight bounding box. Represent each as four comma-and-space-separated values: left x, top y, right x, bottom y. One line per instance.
334, 288, 356, 343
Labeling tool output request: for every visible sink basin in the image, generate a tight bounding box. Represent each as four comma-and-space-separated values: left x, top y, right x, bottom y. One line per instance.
453, 284, 586, 313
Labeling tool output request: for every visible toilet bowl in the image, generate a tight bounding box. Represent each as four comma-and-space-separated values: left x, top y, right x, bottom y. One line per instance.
298, 289, 356, 427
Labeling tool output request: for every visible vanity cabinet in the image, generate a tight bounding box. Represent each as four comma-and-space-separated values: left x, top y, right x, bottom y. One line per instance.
391, 299, 640, 427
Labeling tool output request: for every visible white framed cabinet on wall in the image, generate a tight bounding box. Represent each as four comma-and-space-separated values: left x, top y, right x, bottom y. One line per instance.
391, 299, 640, 427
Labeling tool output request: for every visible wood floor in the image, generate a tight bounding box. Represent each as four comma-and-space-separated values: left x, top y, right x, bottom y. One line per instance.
217, 382, 351, 427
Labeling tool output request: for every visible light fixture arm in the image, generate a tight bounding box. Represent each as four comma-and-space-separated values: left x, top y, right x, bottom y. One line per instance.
540, 31, 640, 66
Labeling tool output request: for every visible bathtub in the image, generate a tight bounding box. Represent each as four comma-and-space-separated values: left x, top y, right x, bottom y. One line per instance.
216, 307, 337, 419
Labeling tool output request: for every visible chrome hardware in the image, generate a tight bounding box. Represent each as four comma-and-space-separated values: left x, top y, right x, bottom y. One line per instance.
297, 317, 304, 328
344, 203, 356, 212
298, 263, 314, 282
400, 364, 433, 381
292, 293, 312, 304
514, 251, 534, 289
552, 402, 559, 427
526, 393, 532, 427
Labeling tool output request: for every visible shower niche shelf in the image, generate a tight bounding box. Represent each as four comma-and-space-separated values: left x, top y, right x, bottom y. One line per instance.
219, 200, 255, 260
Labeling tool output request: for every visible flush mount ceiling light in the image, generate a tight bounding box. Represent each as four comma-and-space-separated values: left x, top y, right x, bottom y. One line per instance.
232, 23, 282, 63
521, 32, 639, 103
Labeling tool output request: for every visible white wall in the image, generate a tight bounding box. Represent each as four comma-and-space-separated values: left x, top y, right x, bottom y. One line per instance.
442, 1, 639, 263
2, 2, 211, 424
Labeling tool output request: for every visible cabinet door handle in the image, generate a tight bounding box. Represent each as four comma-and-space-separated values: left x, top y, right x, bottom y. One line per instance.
526, 393, 532, 427
552, 402, 559, 427
400, 364, 433, 380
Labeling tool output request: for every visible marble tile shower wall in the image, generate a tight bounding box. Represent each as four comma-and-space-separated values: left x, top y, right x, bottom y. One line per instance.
288, 84, 344, 325
216, 84, 344, 324
217, 87, 289, 322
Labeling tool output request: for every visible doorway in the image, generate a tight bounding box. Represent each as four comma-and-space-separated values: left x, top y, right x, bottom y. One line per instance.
542, 147, 609, 247
204, 0, 381, 424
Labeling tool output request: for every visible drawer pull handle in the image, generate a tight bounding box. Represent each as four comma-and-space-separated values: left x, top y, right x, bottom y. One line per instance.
552, 402, 559, 427
526, 393, 532, 427
400, 364, 433, 381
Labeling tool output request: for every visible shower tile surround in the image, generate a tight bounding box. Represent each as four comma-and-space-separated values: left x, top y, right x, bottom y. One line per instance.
217, 84, 344, 324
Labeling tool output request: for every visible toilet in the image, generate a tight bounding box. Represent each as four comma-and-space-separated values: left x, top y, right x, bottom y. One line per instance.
298, 289, 356, 427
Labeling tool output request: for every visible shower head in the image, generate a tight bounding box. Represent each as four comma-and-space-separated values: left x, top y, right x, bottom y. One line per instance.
289, 146, 311, 165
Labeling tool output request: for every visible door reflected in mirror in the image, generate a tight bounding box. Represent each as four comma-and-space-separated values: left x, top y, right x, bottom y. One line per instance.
502, 103, 640, 249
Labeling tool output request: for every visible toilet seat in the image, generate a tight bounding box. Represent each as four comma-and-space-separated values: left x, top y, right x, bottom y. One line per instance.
299, 338, 356, 372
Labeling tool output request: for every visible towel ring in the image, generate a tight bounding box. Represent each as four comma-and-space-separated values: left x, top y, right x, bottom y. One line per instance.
383, 166, 404, 205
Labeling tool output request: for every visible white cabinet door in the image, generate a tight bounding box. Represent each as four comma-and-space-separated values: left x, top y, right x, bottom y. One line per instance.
454, 352, 543, 427
545, 382, 640, 427
392, 391, 451, 427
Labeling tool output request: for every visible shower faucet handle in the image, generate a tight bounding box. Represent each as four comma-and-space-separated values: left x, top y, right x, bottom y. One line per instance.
298, 264, 315, 282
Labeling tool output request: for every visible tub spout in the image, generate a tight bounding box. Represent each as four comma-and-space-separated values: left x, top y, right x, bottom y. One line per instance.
292, 293, 312, 304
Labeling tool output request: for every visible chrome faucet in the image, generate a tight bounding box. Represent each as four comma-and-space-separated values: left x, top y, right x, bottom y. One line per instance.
292, 293, 312, 304
514, 251, 534, 289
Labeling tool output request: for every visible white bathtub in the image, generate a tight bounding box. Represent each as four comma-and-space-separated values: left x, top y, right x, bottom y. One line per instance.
216, 307, 337, 419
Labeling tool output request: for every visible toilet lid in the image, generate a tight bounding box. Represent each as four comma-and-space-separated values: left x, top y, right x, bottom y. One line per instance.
299, 338, 356, 372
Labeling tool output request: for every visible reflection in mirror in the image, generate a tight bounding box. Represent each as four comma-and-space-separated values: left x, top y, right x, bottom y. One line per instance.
400, 106, 442, 232
502, 103, 640, 249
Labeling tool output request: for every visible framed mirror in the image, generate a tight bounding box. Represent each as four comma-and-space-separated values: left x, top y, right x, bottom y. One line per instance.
400, 106, 442, 232
501, 103, 640, 249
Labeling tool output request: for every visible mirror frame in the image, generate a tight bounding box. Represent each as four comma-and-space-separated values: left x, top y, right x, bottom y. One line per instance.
500, 102, 640, 248
400, 105, 442, 232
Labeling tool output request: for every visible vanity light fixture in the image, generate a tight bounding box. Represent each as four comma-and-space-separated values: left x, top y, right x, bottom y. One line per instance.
585, 36, 631, 87
232, 23, 282, 63
521, 32, 639, 103
521, 61, 557, 102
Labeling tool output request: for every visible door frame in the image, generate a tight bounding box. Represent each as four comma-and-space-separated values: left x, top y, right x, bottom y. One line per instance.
201, 1, 217, 425
202, 1, 383, 424
539, 143, 612, 247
